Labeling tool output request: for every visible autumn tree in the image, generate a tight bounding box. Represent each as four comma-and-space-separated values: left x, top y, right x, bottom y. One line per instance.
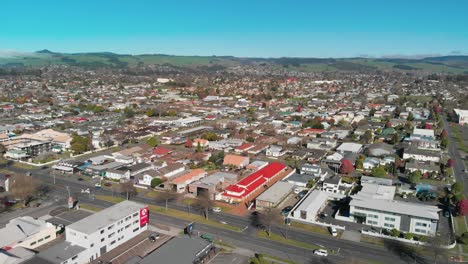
440, 129, 448, 139
339, 159, 354, 175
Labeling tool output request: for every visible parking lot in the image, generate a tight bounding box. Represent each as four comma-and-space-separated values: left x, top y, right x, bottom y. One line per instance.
47, 206, 92, 226
208, 252, 249, 264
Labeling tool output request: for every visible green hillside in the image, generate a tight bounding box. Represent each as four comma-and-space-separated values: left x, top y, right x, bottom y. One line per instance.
0, 50, 467, 74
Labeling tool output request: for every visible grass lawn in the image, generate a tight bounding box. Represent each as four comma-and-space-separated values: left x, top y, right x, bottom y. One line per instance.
290, 221, 331, 236
93, 195, 241, 232
0, 159, 8, 165
257, 231, 323, 251
420, 178, 446, 186
145, 191, 160, 199
148, 205, 241, 232
360, 235, 385, 246
454, 216, 467, 235
12, 162, 38, 170
79, 204, 102, 212
451, 125, 468, 153
95, 195, 125, 203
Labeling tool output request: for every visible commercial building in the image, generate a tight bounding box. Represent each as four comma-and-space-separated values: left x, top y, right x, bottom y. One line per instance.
256, 181, 295, 210
34, 201, 149, 264
289, 190, 344, 223
139, 236, 215, 264
454, 109, 468, 125
221, 162, 290, 203
347, 183, 440, 236
0, 216, 59, 250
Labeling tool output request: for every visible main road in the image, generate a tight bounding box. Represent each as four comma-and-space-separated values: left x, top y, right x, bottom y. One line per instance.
5, 164, 423, 263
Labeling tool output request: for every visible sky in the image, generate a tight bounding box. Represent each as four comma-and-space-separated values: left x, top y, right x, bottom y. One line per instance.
1, 0, 467, 58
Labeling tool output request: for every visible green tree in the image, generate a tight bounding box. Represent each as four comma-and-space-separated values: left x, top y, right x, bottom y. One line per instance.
145, 108, 156, 117
201, 132, 218, 141
146, 136, 160, 147
362, 130, 373, 144
441, 137, 448, 149
70, 134, 91, 154
459, 232, 468, 245
246, 136, 255, 142
409, 170, 422, 184
369, 108, 376, 117
390, 229, 400, 237
150, 178, 164, 188
390, 133, 400, 145
407, 112, 414, 121
452, 182, 464, 194
372, 166, 387, 178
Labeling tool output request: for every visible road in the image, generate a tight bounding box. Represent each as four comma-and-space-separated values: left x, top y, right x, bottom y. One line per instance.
442, 117, 467, 192
4, 165, 425, 263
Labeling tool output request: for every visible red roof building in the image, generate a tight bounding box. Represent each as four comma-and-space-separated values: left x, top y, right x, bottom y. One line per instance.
152, 147, 172, 157
221, 162, 288, 203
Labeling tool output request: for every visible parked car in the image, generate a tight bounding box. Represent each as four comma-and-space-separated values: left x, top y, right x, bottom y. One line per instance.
95, 183, 102, 188
313, 249, 328, 257
149, 234, 160, 242
294, 188, 301, 194
104, 182, 112, 187
298, 190, 308, 198
77, 178, 84, 181
329, 226, 337, 237
281, 206, 293, 216
81, 188, 90, 194
212, 207, 222, 213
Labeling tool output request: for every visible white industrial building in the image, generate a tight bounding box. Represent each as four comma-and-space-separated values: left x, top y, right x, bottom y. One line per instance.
0, 216, 59, 250
36, 201, 148, 264
453, 109, 468, 125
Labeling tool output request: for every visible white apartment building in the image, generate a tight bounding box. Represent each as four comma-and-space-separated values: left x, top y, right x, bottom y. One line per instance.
38, 201, 148, 264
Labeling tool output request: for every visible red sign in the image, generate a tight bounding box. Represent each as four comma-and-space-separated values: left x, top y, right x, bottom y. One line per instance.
139, 207, 149, 227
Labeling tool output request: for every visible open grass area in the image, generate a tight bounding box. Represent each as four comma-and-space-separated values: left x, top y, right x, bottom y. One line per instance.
93, 195, 241, 232
148, 204, 241, 232
12, 162, 38, 170
144, 191, 160, 199
257, 231, 322, 251
79, 203, 102, 212
360, 235, 385, 247
451, 125, 468, 153
290, 221, 331, 236
454, 216, 467, 236
95, 195, 125, 203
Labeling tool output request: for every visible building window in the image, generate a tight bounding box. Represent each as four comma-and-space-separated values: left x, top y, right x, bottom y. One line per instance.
110, 240, 116, 245
415, 228, 427, 234
416, 222, 428, 227
125, 224, 131, 229
133, 212, 138, 217
384, 223, 394, 228
90, 243, 94, 248
45, 235, 51, 240
367, 220, 378, 225
384, 217, 395, 222
101, 238, 105, 242
72, 255, 78, 260
30, 241, 37, 246
38, 238, 44, 243
125, 216, 131, 221
108, 225, 114, 230
133, 227, 139, 232
100, 229, 105, 234
108, 232, 115, 238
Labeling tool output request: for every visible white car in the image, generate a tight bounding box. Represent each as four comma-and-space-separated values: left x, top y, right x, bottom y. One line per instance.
294, 188, 301, 194
329, 227, 337, 237
212, 207, 222, 213
313, 249, 328, 257
81, 188, 90, 194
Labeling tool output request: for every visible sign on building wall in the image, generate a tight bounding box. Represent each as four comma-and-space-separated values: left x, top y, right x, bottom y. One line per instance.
139, 207, 149, 227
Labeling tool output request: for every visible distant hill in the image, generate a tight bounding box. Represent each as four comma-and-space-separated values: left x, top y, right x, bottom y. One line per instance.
0, 50, 467, 74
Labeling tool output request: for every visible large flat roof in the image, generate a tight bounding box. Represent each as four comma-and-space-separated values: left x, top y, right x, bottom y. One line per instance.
350, 198, 440, 220
67, 201, 146, 235
139, 236, 211, 264
256, 181, 295, 204
36, 241, 86, 264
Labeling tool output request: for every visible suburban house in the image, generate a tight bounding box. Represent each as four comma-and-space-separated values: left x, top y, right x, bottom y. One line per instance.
336, 142, 363, 154
403, 146, 441, 162
265, 145, 287, 158
405, 160, 440, 175
223, 154, 250, 169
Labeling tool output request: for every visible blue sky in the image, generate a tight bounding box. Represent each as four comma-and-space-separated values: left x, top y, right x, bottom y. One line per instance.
1, 0, 467, 57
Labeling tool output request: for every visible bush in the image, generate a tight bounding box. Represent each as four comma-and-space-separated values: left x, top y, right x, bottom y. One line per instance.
390, 229, 400, 237
404, 233, 414, 240
459, 232, 468, 245
151, 178, 164, 188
